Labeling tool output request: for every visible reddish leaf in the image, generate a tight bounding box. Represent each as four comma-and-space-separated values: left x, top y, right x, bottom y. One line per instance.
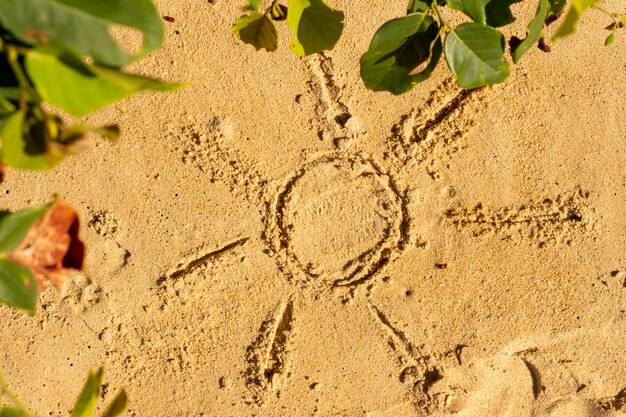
8, 199, 85, 290
545, 13, 561, 27
0, 163, 7, 183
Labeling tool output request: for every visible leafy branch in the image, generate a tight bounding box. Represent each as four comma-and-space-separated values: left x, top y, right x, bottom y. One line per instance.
0, 1, 183, 416
233, 0, 344, 55
232, 0, 626, 94
593, 3, 626, 45
0, 0, 182, 172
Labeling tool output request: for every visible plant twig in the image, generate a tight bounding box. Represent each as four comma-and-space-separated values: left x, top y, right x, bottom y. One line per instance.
263, 0, 276, 17
5, 45, 41, 113
592, 4, 622, 26
431, 3, 449, 31
0, 92, 15, 113
0, 40, 31, 55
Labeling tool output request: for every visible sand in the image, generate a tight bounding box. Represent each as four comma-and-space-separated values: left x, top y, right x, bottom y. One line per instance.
1, 1, 625, 416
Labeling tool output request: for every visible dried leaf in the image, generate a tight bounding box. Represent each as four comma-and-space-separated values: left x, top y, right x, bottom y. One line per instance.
271, 3, 288, 21
537, 37, 551, 52
605, 21, 624, 30
8, 199, 85, 290
509, 36, 522, 54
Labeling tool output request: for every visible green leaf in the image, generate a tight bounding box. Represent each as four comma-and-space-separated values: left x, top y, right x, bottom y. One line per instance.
101, 390, 128, 417
0, 88, 20, 102
547, 0, 566, 17
512, 0, 549, 63
552, 9, 580, 39
287, 0, 344, 56
407, 0, 430, 13
0, 111, 59, 170
445, 0, 490, 24
0, 258, 38, 314
0, 93, 15, 116
407, 0, 446, 13
25, 45, 182, 118
245, 0, 261, 11
446, 0, 523, 27
445, 23, 510, 88
59, 124, 120, 144
0, 0, 164, 68
232, 13, 279, 52
360, 13, 442, 95
0, 205, 49, 253
485, 0, 522, 27
0, 203, 54, 315
604, 32, 615, 46
71, 369, 104, 417
553, 0, 599, 40
0, 407, 27, 417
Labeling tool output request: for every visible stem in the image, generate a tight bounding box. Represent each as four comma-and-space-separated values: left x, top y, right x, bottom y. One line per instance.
431, 3, 449, 31
592, 4, 615, 17
437, 19, 448, 40
0, 92, 15, 113
0, 369, 37, 417
6, 46, 33, 108
592, 4, 620, 25
263, 0, 276, 16
0, 40, 32, 56
5, 45, 43, 118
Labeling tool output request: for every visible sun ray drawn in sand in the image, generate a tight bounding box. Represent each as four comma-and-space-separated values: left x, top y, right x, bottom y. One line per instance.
151, 54, 614, 416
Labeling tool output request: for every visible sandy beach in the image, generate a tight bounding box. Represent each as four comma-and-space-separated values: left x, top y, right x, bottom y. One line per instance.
0, 1, 624, 416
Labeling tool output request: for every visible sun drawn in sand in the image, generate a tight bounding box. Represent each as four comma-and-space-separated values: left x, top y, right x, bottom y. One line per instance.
151, 54, 605, 415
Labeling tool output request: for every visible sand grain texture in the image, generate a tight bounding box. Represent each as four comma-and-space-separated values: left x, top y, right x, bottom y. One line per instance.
1, 1, 625, 416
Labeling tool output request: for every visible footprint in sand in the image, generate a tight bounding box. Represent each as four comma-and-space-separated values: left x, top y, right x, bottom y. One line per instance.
447, 356, 535, 417
545, 398, 613, 417
87, 208, 131, 273
430, 356, 619, 417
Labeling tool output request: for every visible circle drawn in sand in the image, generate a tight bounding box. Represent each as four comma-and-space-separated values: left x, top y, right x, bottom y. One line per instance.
266, 155, 407, 287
